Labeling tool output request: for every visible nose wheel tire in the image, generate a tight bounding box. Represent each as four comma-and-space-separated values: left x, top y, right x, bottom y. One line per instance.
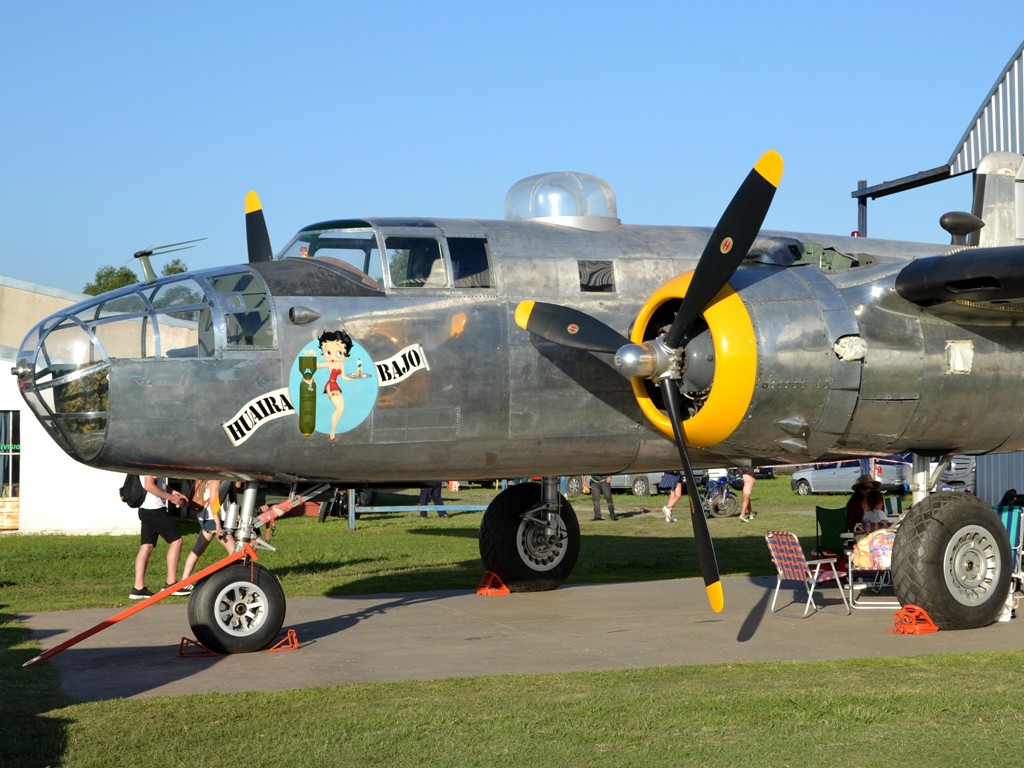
891, 492, 1010, 630
187, 562, 286, 654
479, 482, 580, 592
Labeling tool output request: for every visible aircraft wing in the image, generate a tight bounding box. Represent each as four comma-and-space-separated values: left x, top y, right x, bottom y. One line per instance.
894, 245, 1024, 321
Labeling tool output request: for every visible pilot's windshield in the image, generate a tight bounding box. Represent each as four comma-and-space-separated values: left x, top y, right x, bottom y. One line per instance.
279, 228, 384, 286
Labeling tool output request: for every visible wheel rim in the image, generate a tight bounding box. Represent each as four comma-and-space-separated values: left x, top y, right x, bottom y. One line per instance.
516, 516, 569, 572
943, 524, 1002, 606
213, 578, 273, 637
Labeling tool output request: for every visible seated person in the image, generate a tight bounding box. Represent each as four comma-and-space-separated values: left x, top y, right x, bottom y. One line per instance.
846, 473, 880, 531
861, 489, 889, 525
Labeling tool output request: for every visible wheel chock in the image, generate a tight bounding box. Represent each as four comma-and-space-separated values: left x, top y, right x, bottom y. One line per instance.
887, 604, 939, 634
477, 571, 510, 595
179, 629, 299, 658
266, 629, 300, 652
179, 637, 218, 657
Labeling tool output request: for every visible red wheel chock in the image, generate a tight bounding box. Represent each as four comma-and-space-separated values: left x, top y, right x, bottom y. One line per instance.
888, 604, 939, 634
477, 571, 510, 595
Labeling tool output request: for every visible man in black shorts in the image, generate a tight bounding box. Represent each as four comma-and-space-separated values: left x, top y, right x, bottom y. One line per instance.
131, 476, 188, 599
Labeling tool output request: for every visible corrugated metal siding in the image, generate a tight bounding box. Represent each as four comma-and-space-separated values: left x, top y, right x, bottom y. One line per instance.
949, 41, 1024, 175
976, 451, 1024, 506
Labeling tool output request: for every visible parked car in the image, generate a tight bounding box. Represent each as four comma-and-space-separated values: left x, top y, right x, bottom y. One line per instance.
893, 452, 977, 493
790, 460, 909, 495
566, 472, 691, 497
566, 473, 661, 496
934, 454, 977, 492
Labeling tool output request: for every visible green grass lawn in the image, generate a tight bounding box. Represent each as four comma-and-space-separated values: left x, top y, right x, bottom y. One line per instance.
6, 479, 1021, 768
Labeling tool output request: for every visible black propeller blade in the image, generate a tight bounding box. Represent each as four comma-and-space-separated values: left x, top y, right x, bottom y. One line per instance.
514, 300, 629, 353
662, 380, 723, 611
664, 151, 783, 349
245, 191, 274, 264
514, 151, 783, 614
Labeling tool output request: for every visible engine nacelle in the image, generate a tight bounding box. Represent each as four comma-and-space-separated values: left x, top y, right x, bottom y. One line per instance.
631, 263, 1024, 462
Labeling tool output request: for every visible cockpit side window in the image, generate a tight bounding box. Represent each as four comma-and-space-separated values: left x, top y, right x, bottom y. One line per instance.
448, 237, 492, 288
578, 260, 615, 292
210, 272, 274, 348
385, 236, 447, 288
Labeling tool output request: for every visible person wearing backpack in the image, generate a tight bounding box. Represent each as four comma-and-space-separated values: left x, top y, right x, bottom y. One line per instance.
130, 476, 188, 600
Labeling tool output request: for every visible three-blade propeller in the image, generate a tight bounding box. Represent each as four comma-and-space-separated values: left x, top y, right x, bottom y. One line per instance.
515, 151, 783, 612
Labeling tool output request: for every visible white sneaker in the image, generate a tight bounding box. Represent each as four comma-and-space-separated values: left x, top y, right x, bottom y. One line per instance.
662, 506, 677, 523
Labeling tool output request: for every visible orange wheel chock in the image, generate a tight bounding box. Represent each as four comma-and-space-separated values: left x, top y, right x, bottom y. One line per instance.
179, 637, 218, 657
477, 571, 510, 596
266, 629, 300, 652
888, 604, 939, 634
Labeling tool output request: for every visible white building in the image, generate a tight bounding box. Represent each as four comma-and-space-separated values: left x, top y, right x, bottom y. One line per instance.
1, 275, 133, 534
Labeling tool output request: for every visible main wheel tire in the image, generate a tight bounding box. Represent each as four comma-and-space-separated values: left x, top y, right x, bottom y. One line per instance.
631, 475, 650, 496
187, 561, 286, 654
892, 492, 1010, 630
479, 482, 580, 592
794, 479, 811, 496
707, 491, 738, 518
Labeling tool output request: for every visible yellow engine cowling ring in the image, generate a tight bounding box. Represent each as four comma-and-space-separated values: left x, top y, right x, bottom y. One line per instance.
630, 272, 757, 449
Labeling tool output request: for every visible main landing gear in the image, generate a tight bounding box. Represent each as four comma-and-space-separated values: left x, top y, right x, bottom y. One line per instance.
892, 491, 1010, 630
479, 478, 580, 592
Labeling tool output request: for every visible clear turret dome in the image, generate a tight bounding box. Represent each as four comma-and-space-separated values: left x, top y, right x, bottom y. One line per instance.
504, 172, 620, 231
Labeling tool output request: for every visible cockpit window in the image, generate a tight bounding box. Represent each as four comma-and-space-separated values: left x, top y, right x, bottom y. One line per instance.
386, 236, 447, 288
279, 228, 384, 288
210, 271, 274, 348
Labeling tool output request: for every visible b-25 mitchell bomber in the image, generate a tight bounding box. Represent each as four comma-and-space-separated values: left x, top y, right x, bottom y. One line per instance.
13, 146, 1024, 654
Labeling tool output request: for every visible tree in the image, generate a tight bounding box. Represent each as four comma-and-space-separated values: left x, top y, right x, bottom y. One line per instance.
82, 259, 190, 295
83, 265, 138, 295
161, 258, 188, 276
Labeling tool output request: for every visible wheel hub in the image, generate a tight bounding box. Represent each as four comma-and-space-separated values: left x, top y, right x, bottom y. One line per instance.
943, 524, 1001, 606
215, 582, 270, 636
516, 516, 568, 572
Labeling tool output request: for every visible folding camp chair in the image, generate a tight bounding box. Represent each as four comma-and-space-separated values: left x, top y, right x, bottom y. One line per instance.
814, 506, 848, 561
884, 495, 903, 519
766, 531, 851, 617
846, 522, 900, 610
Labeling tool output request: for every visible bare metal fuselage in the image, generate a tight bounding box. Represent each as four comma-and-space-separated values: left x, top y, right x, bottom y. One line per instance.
14, 215, 1024, 484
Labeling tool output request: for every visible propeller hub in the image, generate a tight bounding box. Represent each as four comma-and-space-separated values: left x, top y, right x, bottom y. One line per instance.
614, 338, 679, 380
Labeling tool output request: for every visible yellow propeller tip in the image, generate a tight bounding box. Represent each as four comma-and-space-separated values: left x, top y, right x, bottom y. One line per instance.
514, 300, 535, 330
706, 581, 724, 613
754, 150, 784, 189
245, 190, 263, 215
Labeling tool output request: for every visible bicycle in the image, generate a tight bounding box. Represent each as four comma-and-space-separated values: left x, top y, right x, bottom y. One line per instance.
702, 476, 739, 518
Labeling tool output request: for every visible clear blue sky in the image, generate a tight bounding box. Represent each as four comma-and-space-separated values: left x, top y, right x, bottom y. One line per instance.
1, 2, 1021, 294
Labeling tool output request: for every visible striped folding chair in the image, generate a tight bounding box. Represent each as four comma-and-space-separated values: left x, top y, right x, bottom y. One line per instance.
766, 531, 851, 618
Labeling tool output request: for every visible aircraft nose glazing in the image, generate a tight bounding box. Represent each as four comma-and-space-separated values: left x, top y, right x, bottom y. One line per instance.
15, 313, 110, 462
